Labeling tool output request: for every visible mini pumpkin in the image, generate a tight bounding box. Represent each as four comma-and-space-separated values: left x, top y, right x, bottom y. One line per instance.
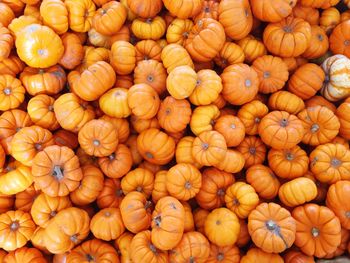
40, 0, 68, 35
110, 40, 136, 75
268, 91, 305, 115
162, 0, 202, 19
251, 0, 297, 22
0, 74, 25, 111
121, 168, 154, 198
65, 0, 96, 33
134, 60, 166, 95
237, 136, 267, 168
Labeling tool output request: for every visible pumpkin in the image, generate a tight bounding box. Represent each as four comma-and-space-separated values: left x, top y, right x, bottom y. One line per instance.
92, 1, 126, 36
96, 178, 124, 209
306, 95, 336, 113
54, 93, 95, 133
288, 63, 325, 100
166, 65, 197, 100
237, 35, 267, 64
214, 42, 245, 68
292, 4, 319, 25
161, 44, 194, 73
121, 168, 154, 198
248, 202, 296, 253
181, 201, 195, 232
136, 128, 175, 165
258, 111, 304, 150
0, 55, 25, 77
135, 40, 162, 62
0, 210, 35, 251
337, 101, 350, 139
77, 46, 110, 72
193, 208, 209, 235
4, 247, 46, 263
30, 193, 71, 228
11, 125, 54, 166
15, 24, 64, 68
0, 27, 13, 62
127, 84, 160, 119
192, 130, 227, 166
69, 61, 116, 101
251, 0, 297, 22
98, 88, 130, 118
204, 208, 239, 247
131, 115, 160, 134
32, 145, 83, 197
44, 207, 90, 254
40, 0, 68, 35
70, 165, 104, 206
246, 164, 280, 200
0, 161, 33, 195
131, 16, 166, 40
126, 135, 143, 166
237, 136, 267, 168
53, 130, 79, 149
320, 7, 341, 34
27, 95, 59, 130
8, 16, 41, 37
268, 146, 309, 179
268, 91, 305, 115
213, 115, 244, 147
326, 180, 350, 229
292, 204, 341, 257
184, 18, 225, 62
321, 55, 350, 102
170, 231, 210, 263
78, 119, 118, 157
218, 0, 253, 40
162, 0, 202, 19
298, 106, 340, 146
127, 0, 162, 18
279, 177, 318, 207
284, 250, 315, 263
166, 18, 193, 45
151, 196, 185, 250
157, 96, 191, 133
134, 60, 166, 95
166, 163, 201, 201
206, 244, 240, 263
152, 170, 169, 203
241, 248, 283, 263
237, 100, 269, 136
190, 105, 220, 136
0, 109, 32, 154
114, 232, 133, 263
263, 16, 312, 57
252, 55, 289, 94
214, 149, 245, 174
65, 0, 95, 32
332, 136, 350, 149
90, 208, 124, 241
0, 3, 15, 27
309, 143, 350, 184
98, 144, 132, 179
110, 40, 136, 75
189, 69, 222, 106
14, 185, 38, 212
303, 26, 329, 60
236, 219, 250, 248
67, 239, 119, 263
221, 63, 259, 106
175, 136, 202, 168
0, 77, 23, 115
329, 20, 350, 58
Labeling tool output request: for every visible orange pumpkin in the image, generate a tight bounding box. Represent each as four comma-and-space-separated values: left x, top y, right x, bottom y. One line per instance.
59, 33, 84, 70
151, 196, 185, 250
0, 55, 25, 77
258, 111, 304, 150
263, 16, 312, 57
268, 91, 305, 115
248, 202, 296, 253
40, 0, 68, 35
0, 210, 36, 251
268, 146, 309, 179
292, 4, 319, 25
4, 247, 46, 263
303, 26, 329, 59
306, 95, 336, 113
288, 63, 325, 100
134, 60, 166, 95
0, 3, 15, 27
237, 136, 267, 168
292, 204, 341, 257
0, 27, 13, 62
65, 0, 96, 33
241, 247, 283, 263
251, 0, 297, 22
131, 16, 166, 40
121, 168, 154, 198
252, 55, 289, 94
214, 115, 245, 147
166, 18, 193, 45
218, 0, 253, 40
161, 44, 194, 73
96, 178, 124, 209
0, 161, 33, 195
238, 35, 267, 64
0, 74, 25, 111
162, 0, 202, 19
206, 244, 240, 263
214, 42, 245, 68
110, 40, 136, 75
221, 63, 259, 106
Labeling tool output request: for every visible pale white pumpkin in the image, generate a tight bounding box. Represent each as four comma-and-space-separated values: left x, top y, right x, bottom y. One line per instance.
321, 54, 350, 101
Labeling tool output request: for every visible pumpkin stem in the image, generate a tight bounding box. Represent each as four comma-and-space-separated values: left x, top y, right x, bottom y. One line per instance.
202, 142, 209, 150
285, 152, 294, 161
254, 117, 261, 124
266, 220, 277, 231
184, 181, 192, 189
233, 198, 240, 206
311, 124, 320, 133
263, 71, 270, 79
283, 26, 293, 33
249, 147, 256, 155
38, 69, 45, 74
34, 143, 42, 151
189, 256, 195, 263
48, 105, 54, 111
50, 211, 57, 217
346, 211, 350, 218
331, 158, 341, 167
52, 165, 64, 181
230, 123, 236, 129
311, 227, 320, 237
204, 6, 210, 13
344, 40, 350, 46
183, 31, 189, 39
217, 252, 225, 261
136, 186, 143, 192
3, 88, 11, 95
280, 118, 289, 127
109, 153, 116, 161
146, 18, 153, 24
104, 211, 111, 217
196, 79, 201, 86
10, 221, 19, 231
86, 254, 95, 262
154, 215, 162, 227
149, 244, 157, 254
245, 79, 252, 87
165, 108, 171, 115
70, 234, 79, 243
217, 188, 225, 197
116, 189, 123, 197
93, 140, 100, 146
147, 75, 154, 82
146, 152, 154, 159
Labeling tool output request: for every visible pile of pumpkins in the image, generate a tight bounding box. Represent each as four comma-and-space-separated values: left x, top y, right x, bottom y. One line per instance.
2, 0, 350, 262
